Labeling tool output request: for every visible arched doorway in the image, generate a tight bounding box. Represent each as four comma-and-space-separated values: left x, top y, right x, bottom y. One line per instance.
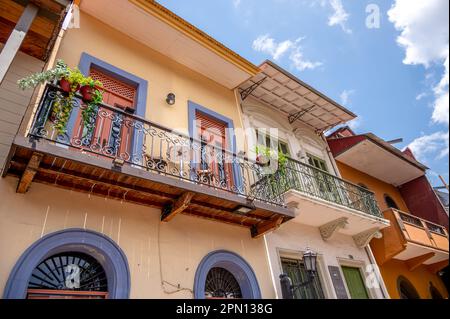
3, 229, 130, 299
397, 276, 420, 299
194, 250, 261, 299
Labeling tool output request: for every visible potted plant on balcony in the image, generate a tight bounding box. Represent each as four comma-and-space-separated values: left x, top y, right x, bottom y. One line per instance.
18, 60, 104, 136
79, 77, 102, 102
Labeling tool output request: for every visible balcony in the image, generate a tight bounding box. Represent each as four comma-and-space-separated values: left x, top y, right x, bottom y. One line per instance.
374, 208, 449, 272
2, 84, 295, 238
261, 158, 390, 246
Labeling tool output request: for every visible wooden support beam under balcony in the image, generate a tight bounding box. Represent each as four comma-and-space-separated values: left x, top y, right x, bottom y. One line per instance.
0, 0, 70, 61
161, 192, 195, 222
251, 216, 284, 239
406, 252, 436, 271
16, 152, 43, 193
4, 134, 294, 238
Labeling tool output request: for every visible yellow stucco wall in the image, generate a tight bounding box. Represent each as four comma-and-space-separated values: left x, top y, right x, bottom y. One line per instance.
53, 12, 245, 151
0, 177, 276, 298
336, 161, 449, 299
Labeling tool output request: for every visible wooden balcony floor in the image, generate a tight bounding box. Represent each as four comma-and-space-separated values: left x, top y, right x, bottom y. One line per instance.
3, 136, 294, 238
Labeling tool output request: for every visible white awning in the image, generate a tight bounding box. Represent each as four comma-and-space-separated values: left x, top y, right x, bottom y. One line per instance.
239, 60, 356, 132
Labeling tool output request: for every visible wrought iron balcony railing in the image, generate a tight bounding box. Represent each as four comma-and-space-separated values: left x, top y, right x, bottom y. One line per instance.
28, 84, 286, 207
255, 158, 383, 218
28, 84, 382, 219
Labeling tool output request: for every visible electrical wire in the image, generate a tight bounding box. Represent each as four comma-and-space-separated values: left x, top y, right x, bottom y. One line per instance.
157, 218, 194, 296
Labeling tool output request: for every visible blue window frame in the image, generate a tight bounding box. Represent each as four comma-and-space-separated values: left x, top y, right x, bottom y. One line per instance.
66, 52, 148, 164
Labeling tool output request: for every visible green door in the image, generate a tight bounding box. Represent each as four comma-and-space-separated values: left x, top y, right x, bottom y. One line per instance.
341, 266, 369, 299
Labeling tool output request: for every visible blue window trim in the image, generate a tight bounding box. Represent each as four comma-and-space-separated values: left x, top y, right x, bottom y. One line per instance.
188, 101, 243, 192
67, 52, 148, 164
193, 250, 262, 299
3, 228, 131, 299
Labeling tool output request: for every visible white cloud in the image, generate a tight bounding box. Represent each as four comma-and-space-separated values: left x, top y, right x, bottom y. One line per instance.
340, 89, 355, 106
388, 0, 449, 126
252, 36, 322, 71
252, 35, 294, 61
408, 131, 449, 162
233, 0, 241, 8
328, 0, 352, 34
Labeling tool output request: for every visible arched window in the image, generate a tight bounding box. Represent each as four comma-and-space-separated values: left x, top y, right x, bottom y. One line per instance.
3, 229, 130, 299
194, 250, 261, 299
205, 267, 242, 299
397, 277, 420, 299
27, 252, 108, 299
385, 195, 399, 210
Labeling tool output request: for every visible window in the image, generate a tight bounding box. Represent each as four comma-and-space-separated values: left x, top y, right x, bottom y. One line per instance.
73, 67, 138, 159
281, 257, 325, 299
195, 111, 232, 187
256, 130, 290, 155
397, 277, 420, 299
384, 195, 399, 210
27, 252, 108, 299
307, 153, 328, 172
205, 267, 242, 299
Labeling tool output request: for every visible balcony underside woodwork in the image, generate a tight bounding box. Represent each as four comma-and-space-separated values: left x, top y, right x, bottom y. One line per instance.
3, 137, 294, 238
0, 0, 68, 61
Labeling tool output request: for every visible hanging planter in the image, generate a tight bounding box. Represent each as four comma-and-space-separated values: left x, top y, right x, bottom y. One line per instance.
59, 78, 71, 92
80, 85, 95, 102
18, 60, 104, 136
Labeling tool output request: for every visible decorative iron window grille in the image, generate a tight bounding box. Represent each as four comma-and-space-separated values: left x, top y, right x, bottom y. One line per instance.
204, 267, 242, 299
27, 252, 107, 292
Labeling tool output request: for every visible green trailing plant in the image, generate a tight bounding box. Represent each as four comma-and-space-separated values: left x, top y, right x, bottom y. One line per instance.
81, 88, 103, 139
253, 145, 290, 200
17, 60, 69, 90
18, 60, 104, 136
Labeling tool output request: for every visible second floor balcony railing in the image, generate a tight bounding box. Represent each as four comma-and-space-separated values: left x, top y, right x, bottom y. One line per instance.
28, 84, 286, 207
255, 158, 383, 218
27, 84, 382, 219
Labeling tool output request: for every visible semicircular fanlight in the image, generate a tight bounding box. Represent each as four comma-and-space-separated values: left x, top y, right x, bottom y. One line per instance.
28, 252, 107, 292
205, 267, 242, 299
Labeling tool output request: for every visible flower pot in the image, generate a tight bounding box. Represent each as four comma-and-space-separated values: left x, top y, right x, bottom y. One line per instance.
256, 154, 270, 167
80, 85, 94, 102
59, 78, 71, 92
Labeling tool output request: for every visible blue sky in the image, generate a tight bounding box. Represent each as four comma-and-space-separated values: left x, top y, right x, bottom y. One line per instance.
158, 0, 449, 187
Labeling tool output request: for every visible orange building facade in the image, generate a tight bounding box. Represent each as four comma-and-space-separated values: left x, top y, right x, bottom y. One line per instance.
328, 128, 449, 299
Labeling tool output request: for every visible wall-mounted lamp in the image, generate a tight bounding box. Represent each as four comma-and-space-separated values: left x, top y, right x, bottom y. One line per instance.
166, 93, 176, 105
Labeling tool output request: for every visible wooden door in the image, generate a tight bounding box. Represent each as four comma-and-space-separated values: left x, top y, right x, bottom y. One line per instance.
341, 266, 369, 299
195, 112, 233, 189
73, 68, 137, 160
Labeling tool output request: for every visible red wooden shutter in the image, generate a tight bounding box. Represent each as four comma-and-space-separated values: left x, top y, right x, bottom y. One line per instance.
195, 112, 226, 145
90, 68, 136, 108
